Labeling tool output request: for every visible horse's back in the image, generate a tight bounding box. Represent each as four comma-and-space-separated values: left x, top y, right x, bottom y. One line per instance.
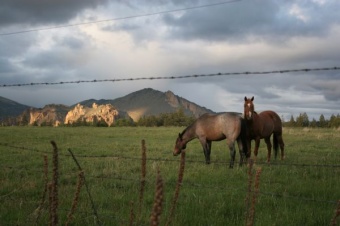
201, 112, 242, 125
195, 112, 242, 140
259, 110, 282, 133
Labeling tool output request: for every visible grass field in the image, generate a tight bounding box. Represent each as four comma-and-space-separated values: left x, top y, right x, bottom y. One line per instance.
0, 126, 339, 225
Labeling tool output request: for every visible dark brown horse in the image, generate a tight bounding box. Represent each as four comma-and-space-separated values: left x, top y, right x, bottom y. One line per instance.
173, 112, 248, 168
243, 96, 285, 162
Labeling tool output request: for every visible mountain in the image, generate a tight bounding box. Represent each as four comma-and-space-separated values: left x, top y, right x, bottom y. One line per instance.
79, 88, 215, 121
1, 88, 215, 125
0, 96, 31, 120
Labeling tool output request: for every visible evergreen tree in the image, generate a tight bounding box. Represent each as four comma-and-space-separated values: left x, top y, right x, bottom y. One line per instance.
287, 115, 296, 127
319, 114, 327, 128
296, 112, 309, 127
310, 118, 317, 128
329, 114, 340, 128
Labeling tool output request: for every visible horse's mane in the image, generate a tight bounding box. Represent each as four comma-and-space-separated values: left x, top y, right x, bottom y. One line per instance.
180, 122, 195, 137
180, 128, 186, 137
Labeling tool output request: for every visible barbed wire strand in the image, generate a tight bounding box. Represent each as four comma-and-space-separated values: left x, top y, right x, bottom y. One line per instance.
0, 0, 241, 36
1, 67, 339, 88
1, 142, 340, 168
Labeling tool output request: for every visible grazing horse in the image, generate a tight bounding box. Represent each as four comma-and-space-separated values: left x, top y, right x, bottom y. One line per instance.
243, 96, 285, 162
173, 112, 248, 168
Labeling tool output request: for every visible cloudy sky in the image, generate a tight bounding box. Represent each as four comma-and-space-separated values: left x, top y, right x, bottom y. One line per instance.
1, 0, 340, 120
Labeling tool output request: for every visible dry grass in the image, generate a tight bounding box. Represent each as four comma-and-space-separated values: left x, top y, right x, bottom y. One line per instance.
150, 168, 164, 226
65, 171, 84, 226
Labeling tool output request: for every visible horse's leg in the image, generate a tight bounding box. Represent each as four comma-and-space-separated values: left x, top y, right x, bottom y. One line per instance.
206, 140, 212, 163
236, 137, 245, 166
199, 138, 210, 164
277, 134, 285, 160
227, 139, 236, 168
264, 137, 272, 163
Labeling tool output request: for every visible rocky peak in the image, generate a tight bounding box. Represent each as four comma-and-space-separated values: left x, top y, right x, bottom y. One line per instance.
165, 90, 179, 107
64, 103, 123, 126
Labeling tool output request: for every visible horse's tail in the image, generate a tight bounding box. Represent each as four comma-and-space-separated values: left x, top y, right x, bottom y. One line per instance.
240, 118, 250, 159
273, 133, 279, 159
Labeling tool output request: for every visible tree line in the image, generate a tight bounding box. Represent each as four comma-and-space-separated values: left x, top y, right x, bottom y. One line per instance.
113, 111, 340, 128
1, 110, 339, 128
283, 113, 340, 128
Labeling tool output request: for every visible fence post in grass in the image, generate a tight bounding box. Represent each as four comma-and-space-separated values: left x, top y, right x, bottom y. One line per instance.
330, 199, 340, 226
245, 159, 254, 225
150, 168, 164, 226
50, 141, 59, 226
129, 201, 135, 226
166, 151, 186, 226
139, 139, 147, 219
245, 158, 262, 226
68, 148, 101, 226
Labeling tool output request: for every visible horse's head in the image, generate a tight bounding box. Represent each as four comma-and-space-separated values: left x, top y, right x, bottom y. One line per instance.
244, 96, 255, 120
173, 133, 186, 156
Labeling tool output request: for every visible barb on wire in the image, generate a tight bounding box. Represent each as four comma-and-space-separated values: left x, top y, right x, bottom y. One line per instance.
1, 67, 339, 88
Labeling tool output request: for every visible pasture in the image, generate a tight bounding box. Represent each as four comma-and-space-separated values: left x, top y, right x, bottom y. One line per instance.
0, 126, 339, 225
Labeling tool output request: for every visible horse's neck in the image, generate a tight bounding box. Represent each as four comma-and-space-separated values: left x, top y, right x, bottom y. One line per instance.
246, 112, 261, 130
253, 111, 260, 121
182, 126, 196, 143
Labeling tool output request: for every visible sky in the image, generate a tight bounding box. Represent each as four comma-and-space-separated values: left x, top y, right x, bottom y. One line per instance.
0, 0, 340, 120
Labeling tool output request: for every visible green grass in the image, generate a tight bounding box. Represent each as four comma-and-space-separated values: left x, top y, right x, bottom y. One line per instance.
0, 127, 339, 225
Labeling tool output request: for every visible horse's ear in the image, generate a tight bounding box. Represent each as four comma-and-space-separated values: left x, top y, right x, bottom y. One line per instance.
178, 133, 182, 139
251, 96, 254, 101
244, 96, 247, 101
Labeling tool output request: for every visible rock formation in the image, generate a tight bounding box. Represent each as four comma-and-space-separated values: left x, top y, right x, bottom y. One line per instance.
64, 103, 124, 126
17, 104, 70, 126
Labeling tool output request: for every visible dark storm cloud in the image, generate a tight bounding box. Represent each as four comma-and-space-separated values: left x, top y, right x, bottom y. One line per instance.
0, 0, 109, 27
310, 79, 340, 101
161, 0, 340, 42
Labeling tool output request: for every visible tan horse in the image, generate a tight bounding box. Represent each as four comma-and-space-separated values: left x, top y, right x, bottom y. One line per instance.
173, 112, 248, 168
243, 96, 285, 162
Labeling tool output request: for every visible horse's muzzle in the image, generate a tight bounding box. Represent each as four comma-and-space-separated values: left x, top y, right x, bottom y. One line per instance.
173, 149, 181, 156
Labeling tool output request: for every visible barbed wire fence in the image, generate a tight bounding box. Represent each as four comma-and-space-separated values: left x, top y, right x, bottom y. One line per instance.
1, 139, 340, 225
1, 66, 340, 88
1, 142, 340, 169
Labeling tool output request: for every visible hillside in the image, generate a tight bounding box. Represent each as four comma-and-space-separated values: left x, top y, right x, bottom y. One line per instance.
0, 96, 31, 120
79, 88, 215, 121
1, 88, 215, 125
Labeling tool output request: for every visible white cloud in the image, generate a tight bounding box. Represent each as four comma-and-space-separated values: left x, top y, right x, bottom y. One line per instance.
289, 4, 309, 22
